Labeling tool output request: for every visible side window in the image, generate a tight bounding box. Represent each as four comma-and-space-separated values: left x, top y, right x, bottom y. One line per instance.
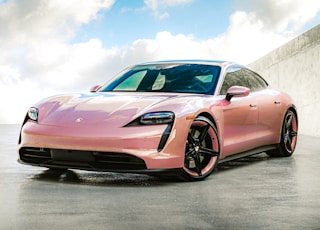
220, 67, 247, 95
113, 70, 146, 91
242, 69, 268, 92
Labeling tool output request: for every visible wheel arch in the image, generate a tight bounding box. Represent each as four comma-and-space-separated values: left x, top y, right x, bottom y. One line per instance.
288, 105, 298, 129
197, 112, 218, 130
196, 112, 222, 144
266, 104, 298, 157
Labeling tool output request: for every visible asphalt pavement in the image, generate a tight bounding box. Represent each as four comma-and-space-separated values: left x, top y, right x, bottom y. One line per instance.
1, 124, 320, 230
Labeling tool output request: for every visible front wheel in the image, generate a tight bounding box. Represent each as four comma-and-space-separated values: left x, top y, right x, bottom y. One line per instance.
180, 116, 220, 181
267, 110, 298, 157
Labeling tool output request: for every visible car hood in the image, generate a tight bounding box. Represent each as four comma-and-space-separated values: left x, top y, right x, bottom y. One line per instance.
36, 92, 203, 128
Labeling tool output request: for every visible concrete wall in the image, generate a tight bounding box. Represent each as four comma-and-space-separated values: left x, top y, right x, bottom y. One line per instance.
249, 24, 320, 137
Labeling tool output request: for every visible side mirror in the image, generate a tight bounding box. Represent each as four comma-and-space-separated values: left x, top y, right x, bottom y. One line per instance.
90, 85, 101, 92
226, 86, 250, 101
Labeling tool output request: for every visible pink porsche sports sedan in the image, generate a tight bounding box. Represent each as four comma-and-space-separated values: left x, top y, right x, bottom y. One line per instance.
18, 60, 298, 181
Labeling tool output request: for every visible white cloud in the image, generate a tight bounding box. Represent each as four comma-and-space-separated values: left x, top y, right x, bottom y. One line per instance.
0, 0, 116, 123
240, 0, 320, 32
144, 0, 193, 19
144, 0, 193, 10
0, 0, 115, 46
202, 11, 291, 63
118, 12, 291, 65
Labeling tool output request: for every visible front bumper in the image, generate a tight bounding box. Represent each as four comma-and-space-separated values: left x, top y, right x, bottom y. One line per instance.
19, 121, 186, 171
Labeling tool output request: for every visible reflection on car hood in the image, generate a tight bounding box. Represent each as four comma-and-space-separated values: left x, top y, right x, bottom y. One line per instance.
36, 92, 200, 127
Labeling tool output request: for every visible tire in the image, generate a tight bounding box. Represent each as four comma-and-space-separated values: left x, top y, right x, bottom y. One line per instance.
179, 116, 220, 181
267, 110, 298, 157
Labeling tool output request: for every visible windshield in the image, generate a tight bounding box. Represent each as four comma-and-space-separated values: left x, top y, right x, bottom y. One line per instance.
99, 64, 221, 95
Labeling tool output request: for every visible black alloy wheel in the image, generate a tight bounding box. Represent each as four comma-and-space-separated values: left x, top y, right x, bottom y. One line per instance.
180, 116, 220, 181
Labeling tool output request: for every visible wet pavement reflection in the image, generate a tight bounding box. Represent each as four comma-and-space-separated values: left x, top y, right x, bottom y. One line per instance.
1, 125, 320, 229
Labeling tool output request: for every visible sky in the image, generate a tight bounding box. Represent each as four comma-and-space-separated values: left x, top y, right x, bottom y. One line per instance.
1, 0, 320, 124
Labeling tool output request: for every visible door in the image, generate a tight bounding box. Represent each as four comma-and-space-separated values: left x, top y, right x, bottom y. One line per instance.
219, 67, 259, 157
242, 68, 283, 146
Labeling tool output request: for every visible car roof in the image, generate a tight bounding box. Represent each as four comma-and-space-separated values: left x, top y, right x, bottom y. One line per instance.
136, 60, 236, 68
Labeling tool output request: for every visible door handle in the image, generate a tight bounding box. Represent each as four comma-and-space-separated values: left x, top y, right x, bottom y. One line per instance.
250, 104, 257, 108
274, 101, 281, 105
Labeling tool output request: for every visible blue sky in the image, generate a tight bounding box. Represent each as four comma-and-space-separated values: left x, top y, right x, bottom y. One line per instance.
76, 0, 234, 47
0, 0, 320, 123
74, 0, 320, 48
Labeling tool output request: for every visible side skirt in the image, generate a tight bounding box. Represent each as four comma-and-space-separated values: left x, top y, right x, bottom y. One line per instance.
218, 144, 278, 164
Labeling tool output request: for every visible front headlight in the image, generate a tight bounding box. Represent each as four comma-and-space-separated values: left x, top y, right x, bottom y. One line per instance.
124, 111, 174, 127
140, 112, 174, 125
28, 107, 39, 121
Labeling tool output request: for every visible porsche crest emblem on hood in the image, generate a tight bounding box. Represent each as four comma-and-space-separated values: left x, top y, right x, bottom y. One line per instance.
75, 118, 83, 123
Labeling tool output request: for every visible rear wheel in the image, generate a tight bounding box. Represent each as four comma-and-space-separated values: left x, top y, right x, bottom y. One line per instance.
267, 110, 298, 157
180, 116, 220, 181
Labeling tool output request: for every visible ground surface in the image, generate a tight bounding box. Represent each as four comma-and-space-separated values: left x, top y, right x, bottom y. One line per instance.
1, 124, 320, 229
